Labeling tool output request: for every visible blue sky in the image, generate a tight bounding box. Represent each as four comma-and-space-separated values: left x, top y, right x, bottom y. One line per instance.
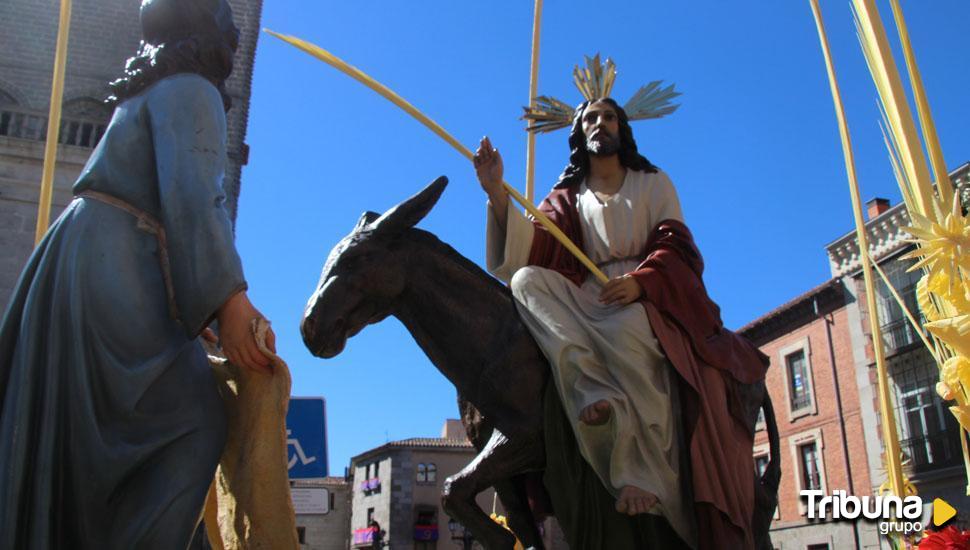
235, 1, 970, 474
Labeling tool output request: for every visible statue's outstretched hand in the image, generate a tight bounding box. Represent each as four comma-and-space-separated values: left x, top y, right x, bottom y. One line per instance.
474, 136, 505, 196
474, 136, 509, 224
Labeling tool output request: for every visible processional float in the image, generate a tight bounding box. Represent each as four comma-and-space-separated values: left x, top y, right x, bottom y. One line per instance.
35, 0, 967, 548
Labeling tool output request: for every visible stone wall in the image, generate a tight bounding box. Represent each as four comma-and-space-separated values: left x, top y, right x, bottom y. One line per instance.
295, 478, 352, 550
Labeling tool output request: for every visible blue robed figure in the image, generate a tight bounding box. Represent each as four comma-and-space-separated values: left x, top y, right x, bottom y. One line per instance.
0, 1, 275, 547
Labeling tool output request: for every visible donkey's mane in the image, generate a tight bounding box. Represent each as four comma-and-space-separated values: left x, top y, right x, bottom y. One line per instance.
404, 227, 511, 296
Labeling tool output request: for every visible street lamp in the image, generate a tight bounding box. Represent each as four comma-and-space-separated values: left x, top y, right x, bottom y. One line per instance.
447, 519, 475, 550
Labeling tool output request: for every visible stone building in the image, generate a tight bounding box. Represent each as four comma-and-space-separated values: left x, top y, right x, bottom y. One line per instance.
348, 420, 499, 550
347, 420, 568, 550
824, 162, 970, 517
0, 0, 262, 310
293, 476, 353, 550
742, 162, 970, 549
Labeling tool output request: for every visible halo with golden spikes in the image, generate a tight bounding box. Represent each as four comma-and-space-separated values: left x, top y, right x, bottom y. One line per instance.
522, 53, 681, 134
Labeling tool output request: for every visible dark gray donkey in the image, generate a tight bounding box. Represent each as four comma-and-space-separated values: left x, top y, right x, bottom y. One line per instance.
300, 176, 781, 550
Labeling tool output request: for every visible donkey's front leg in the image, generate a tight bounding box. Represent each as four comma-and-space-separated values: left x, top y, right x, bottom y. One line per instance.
442, 428, 538, 550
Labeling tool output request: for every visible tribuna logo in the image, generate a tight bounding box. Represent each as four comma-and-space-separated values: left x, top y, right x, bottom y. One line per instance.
801, 490, 925, 534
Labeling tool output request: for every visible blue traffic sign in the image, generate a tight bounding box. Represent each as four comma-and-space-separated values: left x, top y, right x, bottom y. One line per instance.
286, 397, 328, 478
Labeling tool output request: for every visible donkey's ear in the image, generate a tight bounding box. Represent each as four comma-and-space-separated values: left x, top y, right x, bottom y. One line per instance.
371, 176, 448, 237
354, 211, 382, 233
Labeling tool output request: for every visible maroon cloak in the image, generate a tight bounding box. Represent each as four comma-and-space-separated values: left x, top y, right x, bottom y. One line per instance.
526, 182, 769, 549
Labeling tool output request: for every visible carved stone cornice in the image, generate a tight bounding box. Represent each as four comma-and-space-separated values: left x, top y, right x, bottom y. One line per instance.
826, 162, 970, 278
825, 203, 912, 277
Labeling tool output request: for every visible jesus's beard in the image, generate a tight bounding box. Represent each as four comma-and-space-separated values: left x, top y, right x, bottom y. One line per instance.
586, 134, 620, 157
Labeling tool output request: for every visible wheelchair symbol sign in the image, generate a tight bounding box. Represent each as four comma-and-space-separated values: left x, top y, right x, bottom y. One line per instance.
288, 429, 318, 469
285, 397, 328, 478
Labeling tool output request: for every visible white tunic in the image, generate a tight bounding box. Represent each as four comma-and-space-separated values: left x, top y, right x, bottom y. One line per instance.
486, 169, 696, 548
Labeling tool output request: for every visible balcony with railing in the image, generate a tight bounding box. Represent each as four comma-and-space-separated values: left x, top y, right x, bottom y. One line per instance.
899, 425, 963, 474
0, 106, 107, 149
878, 283, 925, 353
889, 347, 963, 478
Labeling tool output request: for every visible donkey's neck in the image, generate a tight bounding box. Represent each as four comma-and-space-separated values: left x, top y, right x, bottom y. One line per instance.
393, 239, 515, 398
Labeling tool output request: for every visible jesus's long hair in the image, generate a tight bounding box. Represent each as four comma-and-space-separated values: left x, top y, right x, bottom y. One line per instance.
553, 98, 657, 189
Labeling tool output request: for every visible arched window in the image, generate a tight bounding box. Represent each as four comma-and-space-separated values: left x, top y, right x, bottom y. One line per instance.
426, 463, 437, 483
416, 463, 426, 483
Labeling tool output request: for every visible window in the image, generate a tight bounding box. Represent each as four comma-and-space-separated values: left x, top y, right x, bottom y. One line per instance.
807, 544, 830, 550
416, 510, 436, 524
417, 463, 436, 484
296, 526, 306, 544
360, 462, 382, 493
790, 428, 826, 515
787, 350, 811, 411
753, 442, 780, 520
414, 509, 438, 546
754, 455, 769, 478
875, 257, 924, 352
891, 348, 962, 473
800, 442, 821, 491
367, 507, 375, 525
0, 107, 106, 148
779, 338, 816, 419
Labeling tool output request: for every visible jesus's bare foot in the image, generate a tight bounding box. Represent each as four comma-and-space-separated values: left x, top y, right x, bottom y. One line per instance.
615, 486, 659, 516
579, 400, 612, 425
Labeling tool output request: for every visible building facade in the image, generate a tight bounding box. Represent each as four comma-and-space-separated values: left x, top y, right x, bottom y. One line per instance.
293, 476, 353, 550
349, 421, 498, 550
347, 420, 568, 550
743, 162, 970, 549
0, 0, 262, 310
742, 280, 881, 549
825, 163, 970, 519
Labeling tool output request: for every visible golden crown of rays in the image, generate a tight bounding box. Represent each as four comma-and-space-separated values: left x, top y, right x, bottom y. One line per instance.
522, 53, 681, 133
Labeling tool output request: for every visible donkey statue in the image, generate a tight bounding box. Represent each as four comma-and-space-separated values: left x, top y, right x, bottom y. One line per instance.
301, 177, 781, 550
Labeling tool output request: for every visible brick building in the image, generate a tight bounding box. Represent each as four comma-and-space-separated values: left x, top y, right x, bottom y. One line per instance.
742, 280, 880, 549
0, 0, 262, 310
824, 162, 970, 515
741, 163, 970, 549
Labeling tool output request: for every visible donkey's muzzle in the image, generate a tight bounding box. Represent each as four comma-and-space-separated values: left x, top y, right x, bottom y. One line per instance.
300, 314, 315, 344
